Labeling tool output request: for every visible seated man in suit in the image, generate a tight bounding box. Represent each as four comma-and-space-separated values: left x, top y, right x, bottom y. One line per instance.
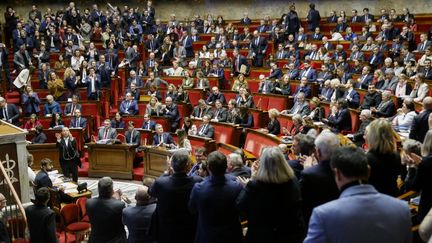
206, 86, 226, 105
304, 147, 412, 243
368, 47, 384, 69
226, 153, 251, 178
211, 99, 228, 122
34, 158, 54, 190
191, 99, 213, 119
268, 62, 283, 80
70, 109, 87, 129
153, 124, 175, 147
319, 80, 333, 101
64, 95, 82, 116
44, 95, 62, 116
141, 114, 156, 131
298, 61, 317, 82
371, 91, 396, 118
197, 115, 214, 139
161, 97, 181, 131
416, 33, 432, 52
257, 74, 274, 94
98, 119, 117, 140
343, 79, 361, 109
283, 92, 310, 117
119, 92, 139, 116
125, 121, 140, 146
127, 70, 143, 88
0, 97, 20, 126
324, 99, 352, 133
361, 84, 382, 110
294, 78, 312, 98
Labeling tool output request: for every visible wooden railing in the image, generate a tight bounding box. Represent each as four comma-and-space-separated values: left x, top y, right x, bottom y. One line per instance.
0, 158, 27, 242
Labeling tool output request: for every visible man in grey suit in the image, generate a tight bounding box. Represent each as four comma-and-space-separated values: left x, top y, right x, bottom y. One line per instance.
197, 115, 214, 139
98, 119, 117, 140
211, 100, 228, 122
304, 146, 412, 243
13, 44, 32, 70
284, 92, 310, 117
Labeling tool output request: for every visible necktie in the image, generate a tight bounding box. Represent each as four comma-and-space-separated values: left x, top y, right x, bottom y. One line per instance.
71, 105, 75, 116
370, 56, 376, 64
215, 110, 220, 119
200, 124, 207, 135
278, 52, 282, 59
76, 118, 80, 127
91, 78, 95, 93
421, 43, 425, 51
130, 131, 133, 143
3, 107, 7, 120
104, 129, 108, 139
255, 38, 259, 46
146, 122, 149, 130
159, 135, 162, 143
303, 68, 310, 78
199, 109, 203, 118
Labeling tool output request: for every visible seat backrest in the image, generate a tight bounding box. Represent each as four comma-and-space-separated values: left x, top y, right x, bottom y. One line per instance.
60, 204, 80, 225
76, 197, 88, 218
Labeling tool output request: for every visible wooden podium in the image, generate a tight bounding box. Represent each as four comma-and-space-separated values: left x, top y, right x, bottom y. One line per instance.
142, 146, 173, 179
27, 143, 60, 170
87, 143, 135, 179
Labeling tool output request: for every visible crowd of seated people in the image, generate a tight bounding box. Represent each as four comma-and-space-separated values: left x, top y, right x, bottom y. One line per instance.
3, 1, 432, 242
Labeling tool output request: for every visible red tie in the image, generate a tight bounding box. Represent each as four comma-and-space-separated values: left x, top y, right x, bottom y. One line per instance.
104, 129, 108, 139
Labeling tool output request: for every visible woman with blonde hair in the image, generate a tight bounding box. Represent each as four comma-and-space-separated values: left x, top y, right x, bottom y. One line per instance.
64, 67, 80, 98
182, 70, 194, 88
262, 108, 280, 135
146, 96, 162, 116
237, 147, 305, 243
365, 119, 401, 196
231, 74, 248, 92
47, 71, 65, 101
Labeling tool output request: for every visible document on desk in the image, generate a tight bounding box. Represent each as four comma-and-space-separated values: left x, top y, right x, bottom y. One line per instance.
61, 182, 79, 194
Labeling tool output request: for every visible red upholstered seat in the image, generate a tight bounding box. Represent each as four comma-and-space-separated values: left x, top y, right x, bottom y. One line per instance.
65, 222, 91, 231
247, 80, 260, 93
253, 95, 269, 111
186, 89, 204, 106
244, 130, 280, 157
138, 103, 147, 115
60, 204, 91, 243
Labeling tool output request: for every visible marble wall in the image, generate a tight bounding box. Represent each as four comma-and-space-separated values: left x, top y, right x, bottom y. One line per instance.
0, 0, 431, 22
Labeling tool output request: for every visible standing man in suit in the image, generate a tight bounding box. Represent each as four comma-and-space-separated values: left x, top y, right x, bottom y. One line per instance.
98, 119, 117, 140
189, 151, 243, 243
86, 67, 101, 100
119, 93, 139, 116
122, 187, 156, 243
362, 8, 375, 22
141, 114, 156, 131
231, 49, 248, 77
149, 151, 202, 243
410, 97, 432, 142
0, 43, 11, 88
306, 3, 321, 32
125, 121, 140, 146
250, 31, 268, 67
55, 127, 80, 182
25, 188, 58, 243
197, 115, 214, 139
304, 147, 412, 243
212, 100, 228, 122
87, 177, 126, 243
181, 30, 194, 58
0, 97, 20, 126
300, 131, 340, 224
152, 124, 175, 147
162, 97, 181, 131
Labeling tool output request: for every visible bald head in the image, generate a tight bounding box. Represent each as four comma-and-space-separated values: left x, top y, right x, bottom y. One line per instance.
135, 186, 151, 205
423, 97, 432, 110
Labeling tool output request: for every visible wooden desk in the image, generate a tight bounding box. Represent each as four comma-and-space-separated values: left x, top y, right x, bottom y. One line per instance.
142, 146, 172, 179
217, 143, 256, 161
244, 129, 281, 157
87, 143, 135, 179
27, 143, 60, 170
191, 118, 243, 147
26, 128, 86, 151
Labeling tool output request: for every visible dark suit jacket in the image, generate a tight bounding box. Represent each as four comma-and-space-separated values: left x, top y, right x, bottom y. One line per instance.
412, 154, 432, 221
0, 104, 20, 126
409, 109, 432, 142
125, 129, 140, 145
212, 108, 228, 122
87, 197, 126, 243
149, 172, 202, 243
34, 170, 53, 190
25, 204, 58, 243
267, 119, 280, 135
232, 55, 248, 75
31, 132, 47, 144
0, 221, 10, 243
307, 9, 321, 31
22, 92, 41, 115
327, 108, 352, 132
367, 151, 401, 197
192, 106, 213, 118
236, 179, 305, 243
343, 89, 361, 109
152, 132, 174, 145
197, 123, 214, 138
70, 117, 87, 129
122, 203, 156, 243
300, 160, 340, 224
375, 100, 396, 118
189, 175, 243, 243
141, 120, 156, 131
64, 103, 82, 116
206, 93, 226, 105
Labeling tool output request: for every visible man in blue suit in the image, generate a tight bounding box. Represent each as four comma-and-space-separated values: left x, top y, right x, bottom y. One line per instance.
122, 187, 156, 243
119, 93, 138, 116
343, 80, 361, 109
181, 31, 194, 58
149, 151, 202, 243
368, 47, 384, 69
304, 146, 412, 243
43, 95, 61, 116
299, 61, 317, 82
189, 151, 243, 243
86, 67, 101, 100
141, 114, 156, 131
70, 109, 87, 129
152, 124, 175, 147
306, 3, 321, 31
162, 97, 181, 131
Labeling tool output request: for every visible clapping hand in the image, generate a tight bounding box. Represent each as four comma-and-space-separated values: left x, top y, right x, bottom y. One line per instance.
55, 133, 61, 139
